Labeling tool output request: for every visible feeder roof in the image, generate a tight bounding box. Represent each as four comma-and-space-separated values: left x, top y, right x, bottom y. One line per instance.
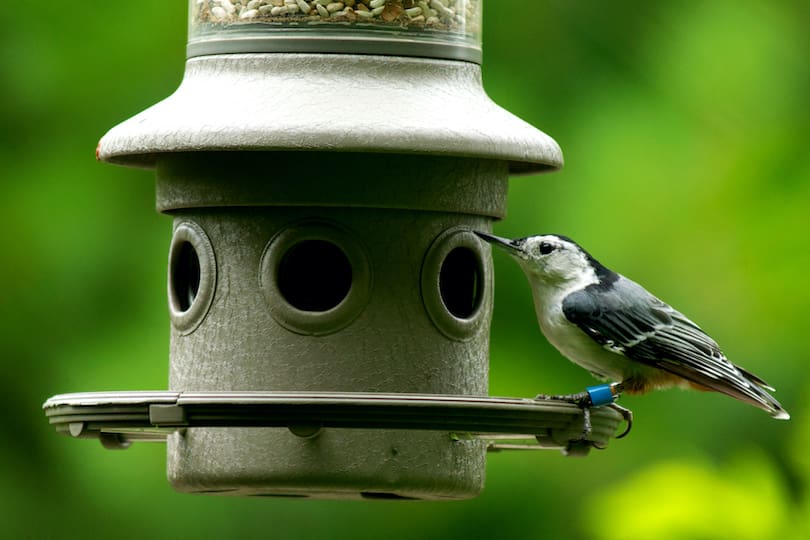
97, 54, 563, 175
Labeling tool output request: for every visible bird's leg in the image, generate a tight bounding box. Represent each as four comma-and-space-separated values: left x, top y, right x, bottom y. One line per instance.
581, 403, 593, 438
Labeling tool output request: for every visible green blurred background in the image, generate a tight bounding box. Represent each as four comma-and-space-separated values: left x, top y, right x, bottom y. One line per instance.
2, 1, 808, 538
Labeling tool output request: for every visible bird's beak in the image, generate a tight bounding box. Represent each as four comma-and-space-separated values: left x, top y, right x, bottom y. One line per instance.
474, 231, 526, 257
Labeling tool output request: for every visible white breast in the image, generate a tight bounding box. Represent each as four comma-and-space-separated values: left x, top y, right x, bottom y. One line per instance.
530, 283, 633, 382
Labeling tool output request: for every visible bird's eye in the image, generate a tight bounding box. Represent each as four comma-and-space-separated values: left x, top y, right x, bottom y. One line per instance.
539, 242, 555, 255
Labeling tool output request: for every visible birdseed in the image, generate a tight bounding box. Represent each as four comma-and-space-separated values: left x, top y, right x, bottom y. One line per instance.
192, 0, 481, 35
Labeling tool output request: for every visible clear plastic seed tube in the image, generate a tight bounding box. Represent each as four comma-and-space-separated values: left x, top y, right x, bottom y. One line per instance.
189, 0, 482, 62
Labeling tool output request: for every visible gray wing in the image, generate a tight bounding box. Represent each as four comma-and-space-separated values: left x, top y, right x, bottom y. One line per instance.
562, 276, 787, 418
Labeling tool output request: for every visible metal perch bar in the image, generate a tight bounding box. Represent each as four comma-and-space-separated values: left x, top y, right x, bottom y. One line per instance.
44, 391, 628, 455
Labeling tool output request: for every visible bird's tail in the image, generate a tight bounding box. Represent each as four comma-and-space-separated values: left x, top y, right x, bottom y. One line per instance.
729, 367, 789, 419
701, 372, 789, 420
671, 361, 789, 420
748, 385, 790, 420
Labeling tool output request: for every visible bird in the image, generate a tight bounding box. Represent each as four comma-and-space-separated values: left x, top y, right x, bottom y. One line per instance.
475, 231, 790, 426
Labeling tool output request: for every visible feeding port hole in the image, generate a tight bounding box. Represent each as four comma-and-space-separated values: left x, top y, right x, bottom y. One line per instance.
171, 241, 201, 313
277, 239, 353, 312
167, 221, 217, 335
439, 246, 482, 319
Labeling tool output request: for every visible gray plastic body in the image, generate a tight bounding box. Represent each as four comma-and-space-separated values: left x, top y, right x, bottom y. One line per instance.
160, 153, 498, 498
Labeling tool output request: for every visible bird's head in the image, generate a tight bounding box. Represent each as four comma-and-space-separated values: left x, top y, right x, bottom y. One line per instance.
474, 231, 602, 286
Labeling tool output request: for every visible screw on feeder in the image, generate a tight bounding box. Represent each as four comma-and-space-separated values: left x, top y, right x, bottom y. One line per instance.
42, 1, 633, 500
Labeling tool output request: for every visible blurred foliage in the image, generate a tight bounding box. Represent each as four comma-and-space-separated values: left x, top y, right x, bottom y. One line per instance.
2, 1, 808, 538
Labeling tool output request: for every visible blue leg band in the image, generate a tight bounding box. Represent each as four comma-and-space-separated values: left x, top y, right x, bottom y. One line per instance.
586, 384, 616, 407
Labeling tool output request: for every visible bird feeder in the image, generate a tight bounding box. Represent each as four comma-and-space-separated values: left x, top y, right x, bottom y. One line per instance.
44, 0, 627, 500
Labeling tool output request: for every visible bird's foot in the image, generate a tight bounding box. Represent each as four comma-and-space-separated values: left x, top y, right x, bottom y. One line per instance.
534, 390, 594, 436
534, 383, 627, 442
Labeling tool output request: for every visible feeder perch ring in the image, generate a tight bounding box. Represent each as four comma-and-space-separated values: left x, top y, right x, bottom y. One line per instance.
43, 391, 629, 456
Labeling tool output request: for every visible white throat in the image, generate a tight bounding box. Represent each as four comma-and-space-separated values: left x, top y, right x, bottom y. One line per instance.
520, 261, 599, 332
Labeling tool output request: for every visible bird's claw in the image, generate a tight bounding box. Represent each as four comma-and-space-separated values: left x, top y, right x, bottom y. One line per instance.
608, 402, 633, 438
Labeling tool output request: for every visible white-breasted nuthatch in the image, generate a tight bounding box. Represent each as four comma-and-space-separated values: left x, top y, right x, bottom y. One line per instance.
476, 231, 789, 421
